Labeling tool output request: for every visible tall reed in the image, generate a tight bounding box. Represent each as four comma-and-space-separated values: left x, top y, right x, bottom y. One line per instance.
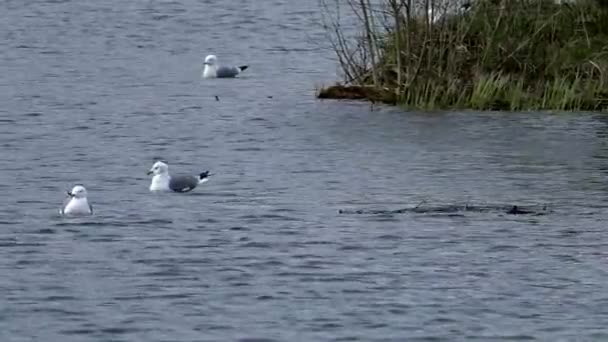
320, 0, 608, 111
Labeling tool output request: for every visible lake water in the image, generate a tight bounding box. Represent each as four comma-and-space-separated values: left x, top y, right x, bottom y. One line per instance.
2, 0, 608, 341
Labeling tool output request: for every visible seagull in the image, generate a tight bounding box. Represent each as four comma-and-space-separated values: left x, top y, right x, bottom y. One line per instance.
147, 161, 211, 193
202, 54, 248, 78
60, 185, 93, 216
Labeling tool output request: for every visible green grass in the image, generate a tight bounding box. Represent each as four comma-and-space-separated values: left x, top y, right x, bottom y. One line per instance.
322, 0, 608, 111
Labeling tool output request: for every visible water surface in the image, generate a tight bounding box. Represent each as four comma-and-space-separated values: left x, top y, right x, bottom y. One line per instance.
2, 0, 608, 340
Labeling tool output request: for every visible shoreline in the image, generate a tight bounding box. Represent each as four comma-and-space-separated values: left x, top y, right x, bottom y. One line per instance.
319, 0, 608, 112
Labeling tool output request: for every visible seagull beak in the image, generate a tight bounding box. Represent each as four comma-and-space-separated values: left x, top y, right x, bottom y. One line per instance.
203, 62, 209, 65
147, 170, 153, 175
66, 191, 74, 197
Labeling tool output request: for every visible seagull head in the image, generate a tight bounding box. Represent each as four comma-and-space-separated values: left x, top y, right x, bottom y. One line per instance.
67, 185, 88, 198
203, 54, 218, 66
147, 161, 169, 176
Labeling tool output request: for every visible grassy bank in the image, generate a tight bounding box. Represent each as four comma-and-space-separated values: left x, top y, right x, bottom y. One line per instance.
319, 0, 608, 111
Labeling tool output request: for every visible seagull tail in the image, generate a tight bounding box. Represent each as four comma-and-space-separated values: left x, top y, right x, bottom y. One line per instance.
198, 171, 211, 184
238, 65, 248, 72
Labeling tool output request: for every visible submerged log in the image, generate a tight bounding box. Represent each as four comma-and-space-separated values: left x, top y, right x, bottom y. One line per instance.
338, 204, 550, 216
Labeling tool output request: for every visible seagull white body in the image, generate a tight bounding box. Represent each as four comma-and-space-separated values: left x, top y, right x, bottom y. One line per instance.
61, 185, 93, 216
149, 172, 171, 192
147, 161, 211, 193
202, 54, 248, 79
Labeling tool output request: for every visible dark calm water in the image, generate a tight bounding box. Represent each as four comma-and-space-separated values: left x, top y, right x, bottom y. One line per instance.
2, 0, 608, 341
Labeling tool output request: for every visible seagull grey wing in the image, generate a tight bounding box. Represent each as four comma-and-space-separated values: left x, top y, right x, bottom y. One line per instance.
169, 175, 199, 193
216, 66, 240, 78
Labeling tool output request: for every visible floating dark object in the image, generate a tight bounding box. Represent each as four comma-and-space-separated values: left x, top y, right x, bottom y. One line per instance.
318, 84, 396, 104
215, 95, 220, 101
506, 205, 535, 215
338, 203, 550, 216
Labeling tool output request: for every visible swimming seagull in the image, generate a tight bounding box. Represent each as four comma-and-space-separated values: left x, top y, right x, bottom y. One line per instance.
147, 161, 211, 193
202, 54, 248, 78
60, 185, 93, 216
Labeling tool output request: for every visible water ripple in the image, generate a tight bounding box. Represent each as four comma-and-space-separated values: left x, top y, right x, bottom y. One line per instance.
1, 0, 608, 340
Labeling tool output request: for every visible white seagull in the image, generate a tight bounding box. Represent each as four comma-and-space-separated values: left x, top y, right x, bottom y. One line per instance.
147, 161, 211, 193
60, 185, 93, 216
202, 54, 248, 78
